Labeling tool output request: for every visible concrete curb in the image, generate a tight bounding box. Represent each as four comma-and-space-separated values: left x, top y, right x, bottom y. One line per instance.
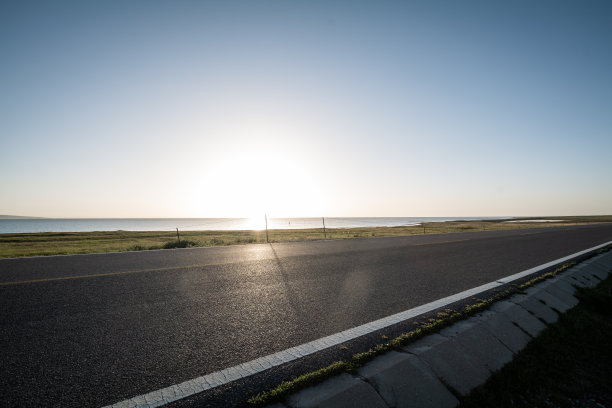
270, 250, 612, 408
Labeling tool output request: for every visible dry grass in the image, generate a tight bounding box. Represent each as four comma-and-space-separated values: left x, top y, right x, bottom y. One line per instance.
1, 216, 610, 258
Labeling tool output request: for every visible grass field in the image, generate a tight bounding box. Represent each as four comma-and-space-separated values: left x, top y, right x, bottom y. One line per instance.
0, 216, 610, 258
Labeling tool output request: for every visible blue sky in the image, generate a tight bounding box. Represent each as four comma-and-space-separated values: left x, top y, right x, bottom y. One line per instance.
1, 1, 611, 217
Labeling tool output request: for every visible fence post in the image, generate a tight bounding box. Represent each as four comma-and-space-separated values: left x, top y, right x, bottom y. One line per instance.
265, 215, 269, 243
322, 217, 327, 239
176, 227, 181, 244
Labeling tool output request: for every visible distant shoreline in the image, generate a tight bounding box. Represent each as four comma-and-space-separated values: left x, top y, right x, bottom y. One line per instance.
0, 215, 47, 219
0, 216, 508, 234
1, 217, 610, 258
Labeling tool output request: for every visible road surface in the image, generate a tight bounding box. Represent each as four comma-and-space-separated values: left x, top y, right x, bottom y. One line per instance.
1, 224, 611, 407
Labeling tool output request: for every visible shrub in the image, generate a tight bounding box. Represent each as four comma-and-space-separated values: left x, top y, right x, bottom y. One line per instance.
162, 239, 199, 249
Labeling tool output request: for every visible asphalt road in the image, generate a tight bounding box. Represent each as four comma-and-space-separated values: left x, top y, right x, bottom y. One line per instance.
1, 224, 612, 407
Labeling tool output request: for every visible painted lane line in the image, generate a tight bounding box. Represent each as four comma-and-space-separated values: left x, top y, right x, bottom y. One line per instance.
104, 240, 612, 408
0, 260, 254, 286
0, 266, 188, 286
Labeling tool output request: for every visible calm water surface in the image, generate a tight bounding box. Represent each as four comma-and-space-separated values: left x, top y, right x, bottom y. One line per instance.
0, 217, 508, 234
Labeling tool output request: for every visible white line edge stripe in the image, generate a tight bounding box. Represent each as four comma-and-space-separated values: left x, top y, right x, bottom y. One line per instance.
104, 240, 612, 408
495, 241, 610, 284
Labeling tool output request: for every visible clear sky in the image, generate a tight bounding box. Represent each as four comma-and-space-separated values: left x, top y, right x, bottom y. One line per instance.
1, 1, 611, 218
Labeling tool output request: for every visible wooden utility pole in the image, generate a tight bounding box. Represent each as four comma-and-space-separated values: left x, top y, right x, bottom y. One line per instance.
265, 214, 269, 243
176, 227, 181, 244
322, 217, 327, 239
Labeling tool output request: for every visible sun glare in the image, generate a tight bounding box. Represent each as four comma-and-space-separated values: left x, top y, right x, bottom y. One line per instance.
189, 144, 324, 218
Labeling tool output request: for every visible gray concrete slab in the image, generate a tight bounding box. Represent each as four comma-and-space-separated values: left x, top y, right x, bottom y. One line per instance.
544, 277, 578, 295
587, 258, 610, 269
403, 333, 490, 395
403, 333, 448, 353
488, 300, 547, 338
584, 263, 610, 280
595, 252, 612, 267
571, 266, 596, 278
524, 287, 573, 313
576, 263, 607, 277
596, 265, 612, 274
476, 310, 531, 354
574, 259, 597, 267
583, 274, 601, 286
559, 273, 590, 288
571, 263, 592, 270
285, 373, 387, 408
596, 253, 611, 259
509, 294, 559, 324
439, 318, 514, 373
358, 351, 458, 408
539, 282, 579, 308
436, 318, 477, 338
572, 270, 600, 287
597, 260, 612, 270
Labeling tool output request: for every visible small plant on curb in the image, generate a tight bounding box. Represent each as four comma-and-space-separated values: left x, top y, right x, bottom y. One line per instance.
517, 262, 575, 290
247, 362, 349, 406
247, 260, 586, 406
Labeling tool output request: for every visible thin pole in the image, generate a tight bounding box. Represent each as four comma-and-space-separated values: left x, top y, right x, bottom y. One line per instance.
265, 214, 269, 243
423, 223, 425, 234
176, 227, 181, 244
322, 217, 327, 239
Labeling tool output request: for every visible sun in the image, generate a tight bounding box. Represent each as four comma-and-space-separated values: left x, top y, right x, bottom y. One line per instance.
190, 145, 324, 219
241, 215, 267, 231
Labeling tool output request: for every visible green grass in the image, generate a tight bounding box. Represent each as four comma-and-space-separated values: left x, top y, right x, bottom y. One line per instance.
247, 260, 585, 406
1, 216, 610, 258
459, 271, 612, 408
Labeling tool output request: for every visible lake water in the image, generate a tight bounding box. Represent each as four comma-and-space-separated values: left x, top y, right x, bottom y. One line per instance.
0, 217, 508, 234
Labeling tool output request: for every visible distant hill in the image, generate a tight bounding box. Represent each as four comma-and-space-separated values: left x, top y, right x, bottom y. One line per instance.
0, 215, 46, 219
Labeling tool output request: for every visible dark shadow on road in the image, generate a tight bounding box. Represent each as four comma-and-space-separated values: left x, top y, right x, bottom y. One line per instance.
269, 243, 310, 325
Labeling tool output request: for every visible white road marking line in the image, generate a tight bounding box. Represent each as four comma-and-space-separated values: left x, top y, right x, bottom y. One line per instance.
104, 240, 611, 408
495, 242, 610, 284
